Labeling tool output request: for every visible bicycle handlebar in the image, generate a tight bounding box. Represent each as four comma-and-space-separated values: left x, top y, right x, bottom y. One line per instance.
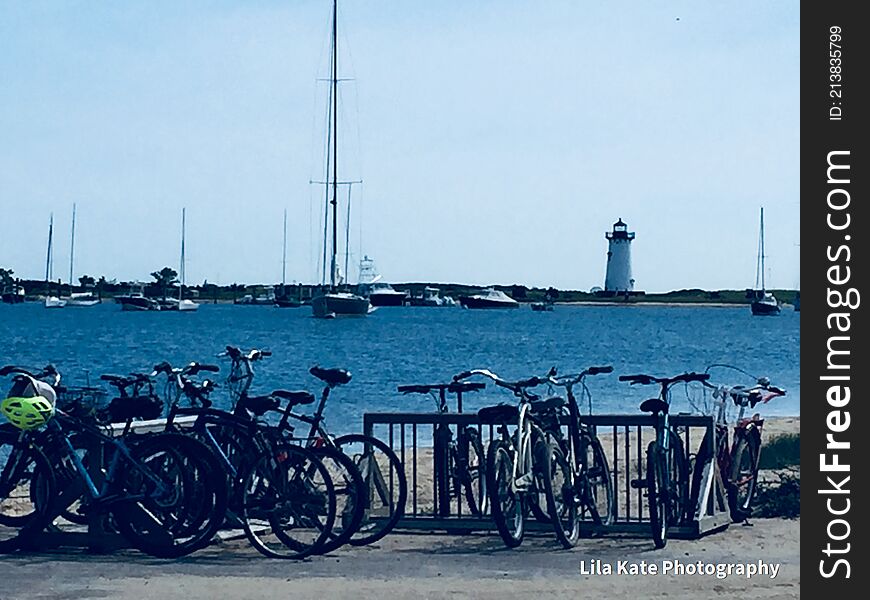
0, 364, 60, 385
549, 365, 614, 387
453, 369, 544, 392
398, 381, 486, 394
619, 372, 709, 387
219, 346, 272, 361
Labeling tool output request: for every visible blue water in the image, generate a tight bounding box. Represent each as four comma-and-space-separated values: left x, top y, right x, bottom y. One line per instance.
0, 303, 799, 434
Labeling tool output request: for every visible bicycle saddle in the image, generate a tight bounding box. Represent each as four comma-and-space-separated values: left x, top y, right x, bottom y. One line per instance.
238, 394, 280, 417
531, 396, 565, 413
478, 404, 518, 424
310, 366, 352, 386
639, 398, 669, 415
272, 390, 316, 406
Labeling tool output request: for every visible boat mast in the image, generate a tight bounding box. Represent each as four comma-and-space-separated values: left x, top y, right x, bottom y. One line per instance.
329, 0, 339, 290
69, 203, 76, 290
282, 208, 287, 288
45, 213, 53, 283
760, 207, 766, 293
180, 208, 186, 302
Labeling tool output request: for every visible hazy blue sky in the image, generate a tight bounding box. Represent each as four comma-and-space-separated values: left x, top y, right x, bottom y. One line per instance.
0, 1, 799, 292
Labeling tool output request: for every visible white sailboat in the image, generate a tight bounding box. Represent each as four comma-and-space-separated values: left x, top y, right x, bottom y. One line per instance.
310, 0, 371, 319
750, 207, 780, 316
63, 204, 100, 307
43, 213, 66, 309
177, 208, 198, 312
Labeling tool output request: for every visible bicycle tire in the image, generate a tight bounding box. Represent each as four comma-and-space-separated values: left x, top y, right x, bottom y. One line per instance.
728, 433, 760, 522
688, 430, 713, 522
486, 439, 524, 548
333, 434, 407, 547
582, 434, 614, 526
647, 441, 667, 549
666, 429, 688, 527
240, 443, 337, 559
310, 445, 365, 554
539, 434, 578, 548
113, 433, 229, 558
0, 436, 55, 553
460, 427, 488, 516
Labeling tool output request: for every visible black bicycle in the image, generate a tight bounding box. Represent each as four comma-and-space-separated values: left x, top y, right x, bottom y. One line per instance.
397, 380, 487, 517
621, 371, 708, 549
1, 365, 228, 558
539, 366, 615, 548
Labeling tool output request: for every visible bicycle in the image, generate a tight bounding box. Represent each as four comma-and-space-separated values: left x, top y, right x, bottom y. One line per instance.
157, 358, 340, 559
689, 367, 786, 522
397, 380, 487, 517
539, 365, 615, 548
453, 368, 550, 548
620, 371, 708, 549
0, 364, 228, 558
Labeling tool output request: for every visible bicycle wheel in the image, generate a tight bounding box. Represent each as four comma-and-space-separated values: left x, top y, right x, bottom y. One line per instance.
310, 445, 365, 554
688, 430, 713, 522
113, 433, 229, 558
240, 444, 337, 559
666, 429, 688, 527
486, 439, 524, 548
728, 433, 760, 522
539, 435, 578, 548
0, 432, 55, 552
333, 434, 406, 547
460, 427, 487, 516
646, 441, 667, 549
581, 434, 614, 526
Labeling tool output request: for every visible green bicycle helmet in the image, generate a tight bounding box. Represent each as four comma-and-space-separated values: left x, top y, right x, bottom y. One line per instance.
1, 375, 56, 430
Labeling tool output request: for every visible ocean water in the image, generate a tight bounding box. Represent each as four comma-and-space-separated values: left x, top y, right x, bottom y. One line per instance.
0, 302, 800, 434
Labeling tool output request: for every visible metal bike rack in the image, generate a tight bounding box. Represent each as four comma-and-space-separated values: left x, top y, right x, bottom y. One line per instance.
363, 412, 731, 539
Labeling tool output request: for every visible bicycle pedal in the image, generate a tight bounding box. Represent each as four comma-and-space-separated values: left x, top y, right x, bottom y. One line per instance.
630, 478, 648, 489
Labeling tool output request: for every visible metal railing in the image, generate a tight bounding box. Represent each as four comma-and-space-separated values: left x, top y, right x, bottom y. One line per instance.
363, 412, 731, 538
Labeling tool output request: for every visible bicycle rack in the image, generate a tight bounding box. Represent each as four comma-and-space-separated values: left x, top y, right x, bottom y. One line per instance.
363, 412, 732, 539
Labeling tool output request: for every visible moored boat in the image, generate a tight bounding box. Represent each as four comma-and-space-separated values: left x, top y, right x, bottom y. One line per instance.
459, 288, 519, 309
750, 208, 780, 316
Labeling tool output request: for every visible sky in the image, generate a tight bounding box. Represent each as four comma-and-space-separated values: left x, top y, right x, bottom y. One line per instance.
0, 1, 799, 292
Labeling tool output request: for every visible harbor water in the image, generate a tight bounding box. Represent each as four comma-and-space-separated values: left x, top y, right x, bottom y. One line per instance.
0, 303, 800, 435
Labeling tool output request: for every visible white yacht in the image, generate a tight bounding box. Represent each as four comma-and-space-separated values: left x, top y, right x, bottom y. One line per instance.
458, 288, 519, 309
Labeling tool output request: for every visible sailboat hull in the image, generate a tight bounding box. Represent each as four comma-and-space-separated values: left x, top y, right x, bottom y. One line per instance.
312, 293, 371, 318
750, 300, 781, 316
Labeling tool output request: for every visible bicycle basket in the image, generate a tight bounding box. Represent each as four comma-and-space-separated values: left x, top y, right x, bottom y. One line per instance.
1, 374, 57, 430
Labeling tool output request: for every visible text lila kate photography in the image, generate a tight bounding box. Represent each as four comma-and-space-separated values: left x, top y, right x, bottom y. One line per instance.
579, 559, 781, 580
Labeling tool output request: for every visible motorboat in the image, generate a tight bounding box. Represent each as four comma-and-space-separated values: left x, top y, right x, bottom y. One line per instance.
116, 284, 161, 311
459, 288, 519, 309
66, 292, 100, 307
44, 296, 67, 309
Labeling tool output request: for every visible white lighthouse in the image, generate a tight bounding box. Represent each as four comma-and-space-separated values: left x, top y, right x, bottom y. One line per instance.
604, 218, 635, 292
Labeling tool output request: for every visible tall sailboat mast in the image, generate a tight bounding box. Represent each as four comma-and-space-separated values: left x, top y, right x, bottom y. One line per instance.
282, 208, 287, 287
760, 207, 766, 292
179, 207, 186, 302
69, 203, 76, 288
329, 0, 339, 289
45, 213, 54, 282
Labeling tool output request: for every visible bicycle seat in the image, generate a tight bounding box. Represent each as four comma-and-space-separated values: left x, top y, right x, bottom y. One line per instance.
310, 366, 352, 386
238, 394, 280, 417
478, 404, 518, 424
272, 390, 316, 406
531, 396, 565, 413
639, 398, 669, 415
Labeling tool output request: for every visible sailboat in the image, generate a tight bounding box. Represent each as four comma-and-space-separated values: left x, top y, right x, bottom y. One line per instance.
43, 214, 66, 309
310, 0, 371, 319
750, 207, 780, 316
275, 209, 302, 308
177, 208, 198, 312
63, 204, 100, 307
